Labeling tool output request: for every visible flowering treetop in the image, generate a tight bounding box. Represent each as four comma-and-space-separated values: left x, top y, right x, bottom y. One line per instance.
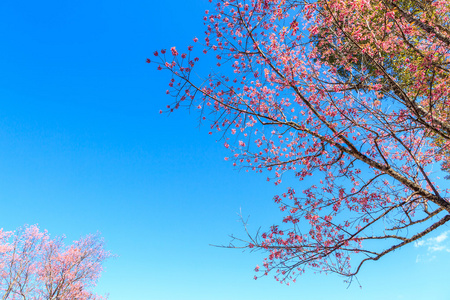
151, 0, 450, 283
0, 225, 110, 299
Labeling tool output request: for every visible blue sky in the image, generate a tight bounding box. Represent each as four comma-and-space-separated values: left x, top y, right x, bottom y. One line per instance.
0, 0, 449, 299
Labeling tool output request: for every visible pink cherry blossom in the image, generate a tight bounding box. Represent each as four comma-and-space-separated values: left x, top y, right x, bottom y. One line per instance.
154, 0, 450, 284
0, 225, 110, 299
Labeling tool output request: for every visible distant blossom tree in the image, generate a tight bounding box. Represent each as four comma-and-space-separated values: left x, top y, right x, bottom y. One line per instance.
151, 0, 450, 283
0, 225, 110, 299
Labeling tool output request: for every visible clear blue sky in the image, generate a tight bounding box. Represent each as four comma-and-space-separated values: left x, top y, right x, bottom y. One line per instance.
0, 0, 449, 299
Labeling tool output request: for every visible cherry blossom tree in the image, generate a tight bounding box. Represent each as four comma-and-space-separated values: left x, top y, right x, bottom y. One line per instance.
0, 225, 110, 299
151, 0, 450, 283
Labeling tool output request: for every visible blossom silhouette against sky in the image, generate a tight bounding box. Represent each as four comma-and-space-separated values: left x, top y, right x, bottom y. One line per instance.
0, 0, 449, 299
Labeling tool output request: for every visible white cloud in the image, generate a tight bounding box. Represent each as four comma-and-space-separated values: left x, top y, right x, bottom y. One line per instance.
416, 254, 436, 263
414, 240, 424, 247
414, 230, 450, 262
429, 245, 445, 252
434, 231, 448, 243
